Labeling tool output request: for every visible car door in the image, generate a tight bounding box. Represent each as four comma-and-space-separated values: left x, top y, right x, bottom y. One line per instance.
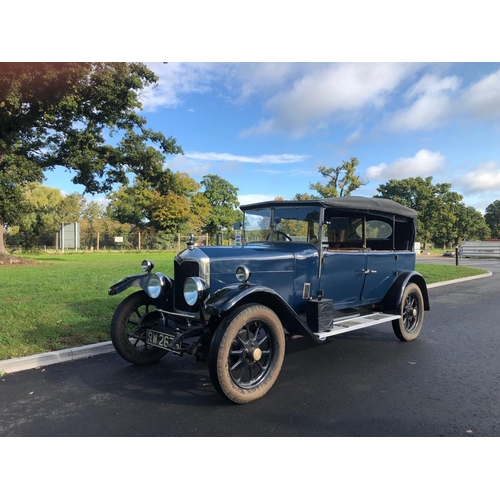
320, 251, 367, 308
360, 252, 397, 302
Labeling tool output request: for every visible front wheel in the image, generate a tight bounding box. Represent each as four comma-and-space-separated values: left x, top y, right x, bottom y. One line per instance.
110, 291, 168, 364
208, 304, 285, 404
392, 283, 424, 341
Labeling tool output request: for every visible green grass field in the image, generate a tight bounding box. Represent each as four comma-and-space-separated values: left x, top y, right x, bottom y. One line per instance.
0, 251, 489, 361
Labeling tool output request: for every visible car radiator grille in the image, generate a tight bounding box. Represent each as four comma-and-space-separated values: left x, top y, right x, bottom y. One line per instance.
174, 260, 200, 312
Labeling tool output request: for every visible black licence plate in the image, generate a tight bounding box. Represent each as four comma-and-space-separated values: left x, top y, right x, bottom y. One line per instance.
146, 330, 178, 350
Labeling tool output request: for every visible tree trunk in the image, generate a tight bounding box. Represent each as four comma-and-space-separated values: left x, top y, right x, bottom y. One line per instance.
0, 218, 8, 254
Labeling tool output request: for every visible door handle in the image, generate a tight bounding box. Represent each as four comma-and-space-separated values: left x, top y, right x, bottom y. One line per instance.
362, 269, 377, 274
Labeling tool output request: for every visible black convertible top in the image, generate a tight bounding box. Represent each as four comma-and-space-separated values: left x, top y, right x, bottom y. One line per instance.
240, 196, 417, 219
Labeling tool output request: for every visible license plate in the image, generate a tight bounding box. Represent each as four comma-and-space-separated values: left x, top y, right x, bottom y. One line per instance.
146, 330, 178, 350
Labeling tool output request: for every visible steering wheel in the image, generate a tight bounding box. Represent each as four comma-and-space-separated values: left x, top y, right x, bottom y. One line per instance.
267, 231, 292, 242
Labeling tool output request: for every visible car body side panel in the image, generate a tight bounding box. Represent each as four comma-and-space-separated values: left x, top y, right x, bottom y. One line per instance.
396, 252, 416, 274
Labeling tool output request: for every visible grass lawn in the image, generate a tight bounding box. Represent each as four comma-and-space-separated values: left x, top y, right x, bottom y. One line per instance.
0, 251, 490, 361
415, 263, 488, 283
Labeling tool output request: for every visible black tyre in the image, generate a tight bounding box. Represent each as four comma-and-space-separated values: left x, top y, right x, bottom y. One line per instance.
392, 283, 424, 341
110, 291, 168, 365
208, 304, 285, 404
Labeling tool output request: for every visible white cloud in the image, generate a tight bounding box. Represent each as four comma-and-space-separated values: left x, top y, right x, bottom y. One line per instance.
141, 62, 220, 111
454, 160, 500, 195
241, 63, 421, 137
184, 152, 308, 164
234, 63, 305, 100
255, 168, 315, 177
346, 129, 362, 143
365, 150, 447, 181
167, 154, 211, 177
387, 74, 461, 130
388, 94, 454, 130
87, 195, 110, 208
407, 74, 461, 98
387, 69, 500, 131
462, 69, 500, 119
143, 63, 500, 138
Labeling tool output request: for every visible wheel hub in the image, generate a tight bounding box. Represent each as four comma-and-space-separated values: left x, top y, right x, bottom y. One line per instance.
251, 347, 262, 361
245, 347, 262, 362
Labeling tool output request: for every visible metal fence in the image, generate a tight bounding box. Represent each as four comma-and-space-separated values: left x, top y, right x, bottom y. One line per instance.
461, 241, 500, 259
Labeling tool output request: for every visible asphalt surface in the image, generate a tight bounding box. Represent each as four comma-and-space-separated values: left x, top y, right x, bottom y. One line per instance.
1, 256, 500, 437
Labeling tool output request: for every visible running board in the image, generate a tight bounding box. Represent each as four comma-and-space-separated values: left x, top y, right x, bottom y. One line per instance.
313, 313, 401, 340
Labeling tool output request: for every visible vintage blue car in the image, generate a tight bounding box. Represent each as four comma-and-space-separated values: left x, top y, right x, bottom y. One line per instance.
109, 196, 430, 404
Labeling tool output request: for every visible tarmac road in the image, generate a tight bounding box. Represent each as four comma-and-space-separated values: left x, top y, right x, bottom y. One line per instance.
1, 257, 500, 437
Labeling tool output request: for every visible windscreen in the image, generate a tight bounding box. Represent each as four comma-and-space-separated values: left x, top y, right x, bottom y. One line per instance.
243, 206, 321, 244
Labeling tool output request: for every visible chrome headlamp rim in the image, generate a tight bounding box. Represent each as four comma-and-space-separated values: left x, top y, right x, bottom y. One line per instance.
146, 272, 167, 299
236, 265, 252, 282
183, 277, 209, 306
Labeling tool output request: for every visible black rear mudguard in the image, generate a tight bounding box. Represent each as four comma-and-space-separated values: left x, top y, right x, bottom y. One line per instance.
383, 271, 430, 313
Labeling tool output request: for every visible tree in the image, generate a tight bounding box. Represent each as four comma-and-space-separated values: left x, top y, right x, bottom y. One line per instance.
0, 62, 182, 254
456, 205, 491, 243
107, 170, 207, 235
6, 183, 64, 250
58, 193, 85, 224
80, 200, 105, 249
309, 157, 366, 198
293, 193, 317, 200
5, 184, 87, 250
199, 174, 240, 243
428, 184, 464, 248
485, 200, 500, 239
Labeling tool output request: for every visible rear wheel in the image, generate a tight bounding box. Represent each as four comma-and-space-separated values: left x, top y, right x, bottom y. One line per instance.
208, 304, 285, 404
110, 291, 168, 364
392, 283, 424, 341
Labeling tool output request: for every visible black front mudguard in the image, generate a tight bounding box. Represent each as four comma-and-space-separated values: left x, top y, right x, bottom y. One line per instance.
204, 283, 322, 343
108, 274, 147, 296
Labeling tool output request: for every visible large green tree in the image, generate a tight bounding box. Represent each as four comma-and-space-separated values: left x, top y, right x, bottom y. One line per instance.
309, 157, 366, 198
456, 205, 491, 243
200, 174, 240, 242
485, 200, 500, 239
6, 183, 64, 249
107, 170, 209, 235
0, 62, 182, 254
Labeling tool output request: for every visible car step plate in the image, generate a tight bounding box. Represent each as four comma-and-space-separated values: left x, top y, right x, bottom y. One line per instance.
314, 313, 401, 340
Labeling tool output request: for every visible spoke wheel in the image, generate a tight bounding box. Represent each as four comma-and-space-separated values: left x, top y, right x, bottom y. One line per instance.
209, 304, 285, 404
111, 291, 167, 364
392, 283, 424, 341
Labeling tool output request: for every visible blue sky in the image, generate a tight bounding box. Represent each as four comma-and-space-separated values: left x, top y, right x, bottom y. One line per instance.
43, 62, 500, 213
